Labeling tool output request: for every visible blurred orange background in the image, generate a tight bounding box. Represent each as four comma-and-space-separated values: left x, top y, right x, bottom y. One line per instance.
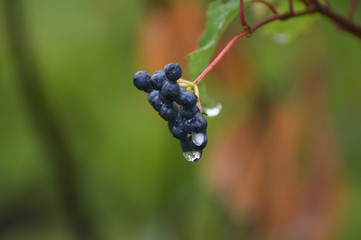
0, 0, 360, 239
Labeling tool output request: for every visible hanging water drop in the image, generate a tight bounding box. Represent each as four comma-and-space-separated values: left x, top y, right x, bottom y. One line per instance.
192, 132, 205, 146
204, 103, 222, 117
183, 151, 201, 162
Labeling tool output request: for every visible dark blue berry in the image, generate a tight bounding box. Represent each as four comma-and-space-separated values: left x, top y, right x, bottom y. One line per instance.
176, 89, 197, 108
191, 113, 207, 132
148, 90, 158, 104
150, 70, 166, 90
158, 90, 173, 104
165, 63, 182, 82
133, 64, 209, 161
180, 105, 199, 119
151, 96, 163, 112
180, 136, 196, 152
160, 80, 180, 101
183, 119, 192, 134
133, 71, 152, 93
159, 103, 178, 120
148, 91, 163, 112
171, 125, 187, 140
168, 113, 183, 130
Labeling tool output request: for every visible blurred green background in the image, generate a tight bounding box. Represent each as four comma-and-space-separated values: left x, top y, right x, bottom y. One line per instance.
0, 0, 360, 239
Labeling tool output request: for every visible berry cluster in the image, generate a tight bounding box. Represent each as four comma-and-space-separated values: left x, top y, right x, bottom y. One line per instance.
133, 63, 207, 162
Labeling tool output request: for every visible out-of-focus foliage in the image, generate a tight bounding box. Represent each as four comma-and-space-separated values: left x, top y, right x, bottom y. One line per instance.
188, 0, 240, 79
0, 0, 360, 240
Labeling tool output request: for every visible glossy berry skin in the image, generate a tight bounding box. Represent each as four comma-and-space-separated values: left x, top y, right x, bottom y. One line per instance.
159, 103, 178, 120
164, 63, 182, 82
180, 105, 199, 119
190, 113, 207, 132
180, 136, 196, 152
180, 136, 205, 156
160, 80, 180, 101
133, 63, 209, 161
176, 89, 197, 108
148, 90, 158, 104
183, 119, 192, 134
149, 94, 163, 112
133, 71, 152, 93
168, 113, 183, 130
158, 90, 172, 104
171, 125, 187, 140
150, 70, 166, 90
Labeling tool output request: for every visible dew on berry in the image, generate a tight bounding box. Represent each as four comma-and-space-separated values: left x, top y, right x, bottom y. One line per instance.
183, 151, 202, 163
192, 132, 206, 146
133, 63, 211, 162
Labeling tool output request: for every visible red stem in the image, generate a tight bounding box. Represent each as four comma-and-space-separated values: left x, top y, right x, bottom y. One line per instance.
318, 3, 361, 38
251, 0, 278, 15
348, 0, 359, 20
194, 31, 248, 85
193, 1, 361, 86
193, 5, 318, 85
289, 0, 294, 14
240, 0, 250, 30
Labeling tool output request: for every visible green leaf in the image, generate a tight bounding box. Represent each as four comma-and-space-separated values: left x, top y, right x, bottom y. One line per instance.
188, 0, 241, 79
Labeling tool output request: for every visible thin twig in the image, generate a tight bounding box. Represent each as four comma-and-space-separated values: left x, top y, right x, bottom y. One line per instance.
194, 5, 318, 85
194, 31, 249, 85
289, 0, 294, 14
251, 0, 278, 15
194, 1, 361, 85
240, 0, 251, 31
348, 0, 359, 20
317, 3, 361, 38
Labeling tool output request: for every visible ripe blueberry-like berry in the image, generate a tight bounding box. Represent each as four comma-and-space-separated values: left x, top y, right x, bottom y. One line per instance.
151, 70, 166, 90
133, 63, 209, 162
133, 71, 152, 93
159, 103, 178, 120
180, 105, 199, 119
165, 63, 182, 82
160, 80, 180, 101
168, 113, 183, 130
171, 125, 187, 140
180, 136, 197, 152
176, 89, 197, 108
183, 119, 192, 134
148, 90, 158, 104
149, 95, 163, 112
191, 113, 207, 132
158, 90, 172, 104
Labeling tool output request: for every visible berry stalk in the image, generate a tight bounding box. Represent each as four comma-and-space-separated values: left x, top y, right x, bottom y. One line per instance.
193, 31, 248, 85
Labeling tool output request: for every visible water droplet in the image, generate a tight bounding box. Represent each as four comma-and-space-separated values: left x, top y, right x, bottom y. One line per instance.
204, 103, 222, 117
192, 132, 205, 146
183, 151, 201, 162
